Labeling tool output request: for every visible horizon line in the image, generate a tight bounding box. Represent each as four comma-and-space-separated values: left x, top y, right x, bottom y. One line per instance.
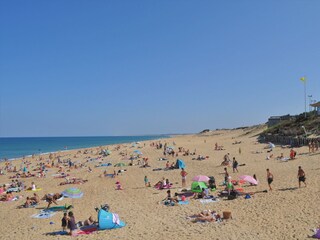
0, 133, 192, 138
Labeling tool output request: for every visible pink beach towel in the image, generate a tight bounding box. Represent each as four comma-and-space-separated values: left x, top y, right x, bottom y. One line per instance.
74, 227, 97, 236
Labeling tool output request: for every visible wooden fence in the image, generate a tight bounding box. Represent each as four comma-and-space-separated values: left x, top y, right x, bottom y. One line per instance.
260, 135, 319, 147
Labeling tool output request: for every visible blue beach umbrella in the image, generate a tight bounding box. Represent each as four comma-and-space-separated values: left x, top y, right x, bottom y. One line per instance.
133, 150, 142, 155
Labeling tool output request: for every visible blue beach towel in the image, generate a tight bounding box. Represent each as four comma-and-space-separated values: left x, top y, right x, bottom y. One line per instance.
178, 200, 189, 205
32, 211, 56, 219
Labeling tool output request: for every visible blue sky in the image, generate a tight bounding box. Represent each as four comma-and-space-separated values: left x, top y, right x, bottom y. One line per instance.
1, 1, 319, 137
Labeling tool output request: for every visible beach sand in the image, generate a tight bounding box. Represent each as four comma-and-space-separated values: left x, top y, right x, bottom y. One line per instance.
0, 127, 319, 240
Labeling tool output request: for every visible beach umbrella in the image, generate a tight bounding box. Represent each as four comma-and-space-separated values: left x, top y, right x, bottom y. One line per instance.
114, 163, 126, 167
133, 150, 142, 155
167, 146, 174, 149
62, 187, 83, 199
239, 175, 258, 185
106, 150, 112, 154
192, 175, 210, 182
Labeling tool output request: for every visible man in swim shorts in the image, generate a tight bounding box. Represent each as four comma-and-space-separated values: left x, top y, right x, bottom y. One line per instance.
297, 166, 306, 188
266, 169, 273, 191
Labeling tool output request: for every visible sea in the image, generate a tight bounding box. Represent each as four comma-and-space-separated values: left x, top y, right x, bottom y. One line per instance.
0, 135, 169, 160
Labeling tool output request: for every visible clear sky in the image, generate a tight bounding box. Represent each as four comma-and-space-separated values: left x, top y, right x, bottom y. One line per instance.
0, 1, 319, 137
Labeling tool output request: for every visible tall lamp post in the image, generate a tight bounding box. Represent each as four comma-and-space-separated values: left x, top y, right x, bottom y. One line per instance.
308, 95, 313, 112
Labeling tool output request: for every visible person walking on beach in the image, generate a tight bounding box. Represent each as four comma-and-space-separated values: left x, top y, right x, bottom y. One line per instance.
232, 157, 238, 173
266, 169, 273, 191
297, 166, 307, 188
180, 168, 188, 188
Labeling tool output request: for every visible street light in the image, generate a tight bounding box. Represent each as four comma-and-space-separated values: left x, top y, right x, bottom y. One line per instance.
308, 95, 313, 112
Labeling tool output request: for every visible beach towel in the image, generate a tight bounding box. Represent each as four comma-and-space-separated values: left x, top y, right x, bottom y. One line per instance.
104, 174, 115, 178
75, 227, 98, 236
178, 200, 189, 205
199, 198, 220, 204
6, 187, 22, 193
26, 188, 42, 192
43, 205, 72, 212
32, 211, 56, 219
95, 163, 112, 167
45, 231, 68, 236
155, 184, 172, 190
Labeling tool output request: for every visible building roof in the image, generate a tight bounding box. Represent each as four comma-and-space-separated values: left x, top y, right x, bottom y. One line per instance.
310, 101, 320, 107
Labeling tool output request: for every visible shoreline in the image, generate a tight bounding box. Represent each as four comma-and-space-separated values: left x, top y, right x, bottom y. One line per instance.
1, 135, 173, 162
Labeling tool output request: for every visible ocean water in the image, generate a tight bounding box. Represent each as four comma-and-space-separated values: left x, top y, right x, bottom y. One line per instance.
0, 135, 168, 160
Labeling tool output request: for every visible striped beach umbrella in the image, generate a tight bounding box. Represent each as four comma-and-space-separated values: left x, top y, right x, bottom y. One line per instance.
239, 175, 258, 185
62, 188, 83, 199
114, 163, 126, 167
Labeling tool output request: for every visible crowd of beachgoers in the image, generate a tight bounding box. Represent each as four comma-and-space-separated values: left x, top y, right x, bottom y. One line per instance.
0, 128, 319, 239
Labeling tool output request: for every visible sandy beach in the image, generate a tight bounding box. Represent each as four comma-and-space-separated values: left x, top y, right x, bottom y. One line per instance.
0, 127, 319, 240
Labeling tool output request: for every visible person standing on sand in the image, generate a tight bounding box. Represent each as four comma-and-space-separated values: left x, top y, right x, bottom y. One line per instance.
224, 167, 229, 183
144, 176, 150, 187
266, 169, 273, 191
232, 157, 238, 173
180, 168, 188, 188
297, 166, 307, 188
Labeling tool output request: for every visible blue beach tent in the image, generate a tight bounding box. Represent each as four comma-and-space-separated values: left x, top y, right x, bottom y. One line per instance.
175, 159, 186, 169
98, 209, 126, 230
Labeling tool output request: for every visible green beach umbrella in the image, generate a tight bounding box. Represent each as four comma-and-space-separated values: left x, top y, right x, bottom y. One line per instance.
114, 163, 126, 167
191, 181, 208, 193
62, 187, 83, 199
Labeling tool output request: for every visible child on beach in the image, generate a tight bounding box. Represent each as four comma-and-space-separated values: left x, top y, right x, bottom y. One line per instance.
61, 212, 68, 232
115, 181, 123, 190
144, 176, 150, 187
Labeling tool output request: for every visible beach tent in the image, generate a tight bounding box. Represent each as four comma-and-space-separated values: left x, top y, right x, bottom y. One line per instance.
175, 159, 185, 169
98, 209, 126, 230
191, 181, 208, 193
